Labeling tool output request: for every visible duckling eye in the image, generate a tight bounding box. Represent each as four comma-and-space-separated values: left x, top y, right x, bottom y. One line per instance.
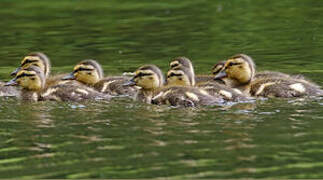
30, 78, 36, 81
87, 72, 91, 75
228, 62, 242, 67
168, 72, 175, 77
135, 72, 152, 78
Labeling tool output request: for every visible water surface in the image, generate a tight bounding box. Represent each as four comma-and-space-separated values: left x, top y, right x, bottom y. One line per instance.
1, 0, 323, 178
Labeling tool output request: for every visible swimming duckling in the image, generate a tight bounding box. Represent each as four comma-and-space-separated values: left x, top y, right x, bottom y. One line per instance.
11, 52, 65, 87
212, 59, 305, 82
62, 60, 138, 97
124, 65, 223, 107
167, 66, 249, 101
214, 54, 323, 97
5, 66, 110, 102
170, 57, 216, 83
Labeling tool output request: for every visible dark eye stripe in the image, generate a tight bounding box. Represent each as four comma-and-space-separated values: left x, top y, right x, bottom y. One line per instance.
170, 64, 179, 68
73, 67, 94, 73
168, 72, 182, 77
134, 72, 152, 78
16, 73, 35, 79
21, 59, 38, 67
228, 62, 242, 67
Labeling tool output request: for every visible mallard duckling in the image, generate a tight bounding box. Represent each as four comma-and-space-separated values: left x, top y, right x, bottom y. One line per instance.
11, 52, 65, 87
212, 59, 305, 82
124, 65, 223, 107
62, 60, 138, 97
5, 66, 110, 102
167, 66, 249, 101
214, 54, 323, 97
170, 57, 216, 83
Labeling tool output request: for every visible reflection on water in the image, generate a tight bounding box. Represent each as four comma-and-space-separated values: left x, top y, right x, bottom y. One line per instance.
1, 0, 323, 178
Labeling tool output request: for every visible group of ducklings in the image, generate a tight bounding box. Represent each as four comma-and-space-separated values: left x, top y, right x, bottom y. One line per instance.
0, 52, 322, 107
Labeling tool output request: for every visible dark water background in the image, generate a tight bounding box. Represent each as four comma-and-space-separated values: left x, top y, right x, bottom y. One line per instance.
1, 0, 323, 178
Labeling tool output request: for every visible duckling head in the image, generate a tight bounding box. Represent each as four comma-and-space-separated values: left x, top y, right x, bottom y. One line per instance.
62, 59, 104, 86
125, 65, 164, 90
170, 57, 193, 69
215, 54, 256, 85
211, 61, 226, 75
167, 66, 195, 86
11, 52, 51, 78
170, 57, 195, 78
6, 66, 45, 91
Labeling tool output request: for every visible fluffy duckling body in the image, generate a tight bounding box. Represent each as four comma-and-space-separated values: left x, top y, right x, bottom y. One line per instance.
0, 81, 20, 97
167, 66, 249, 101
125, 65, 223, 107
215, 54, 323, 97
62, 60, 138, 97
6, 66, 110, 102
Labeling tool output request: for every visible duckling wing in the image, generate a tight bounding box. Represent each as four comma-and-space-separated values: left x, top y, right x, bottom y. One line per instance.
45, 74, 69, 87
152, 86, 224, 107
41, 81, 111, 102
250, 78, 323, 97
197, 81, 249, 101
94, 76, 139, 97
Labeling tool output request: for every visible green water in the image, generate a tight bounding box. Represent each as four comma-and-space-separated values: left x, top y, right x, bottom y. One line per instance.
1, 0, 323, 178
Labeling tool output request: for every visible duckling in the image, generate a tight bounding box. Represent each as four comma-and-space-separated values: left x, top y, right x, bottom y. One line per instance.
62, 60, 138, 97
11, 52, 65, 87
170, 57, 216, 83
124, 65, 223, 107
214, 54, 323, 97
211, 59, 305, 82
167, 66, 249, 101
5, 66, 110, 102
